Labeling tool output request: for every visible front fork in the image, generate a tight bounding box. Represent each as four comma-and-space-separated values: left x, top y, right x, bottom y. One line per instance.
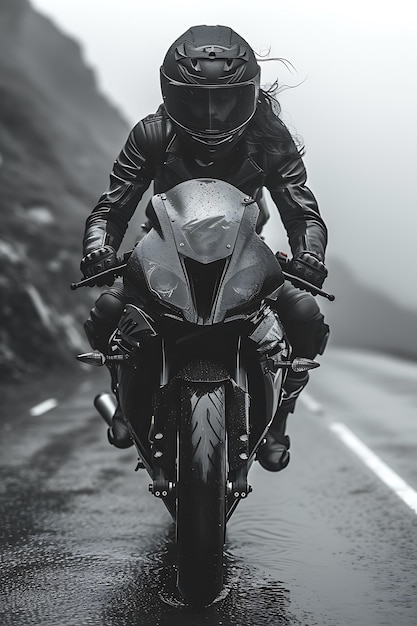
148, 339, 177, 502
149, 309, 289, 516
148, 336, 253, 516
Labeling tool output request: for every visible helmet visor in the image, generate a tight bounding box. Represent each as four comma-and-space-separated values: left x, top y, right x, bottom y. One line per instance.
161, 72, 258, 137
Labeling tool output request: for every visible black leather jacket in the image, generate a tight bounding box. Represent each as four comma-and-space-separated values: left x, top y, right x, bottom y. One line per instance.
83, 106, 327, 260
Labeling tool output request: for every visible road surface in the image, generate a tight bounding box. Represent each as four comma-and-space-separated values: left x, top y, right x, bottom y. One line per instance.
1, 347, 416, 625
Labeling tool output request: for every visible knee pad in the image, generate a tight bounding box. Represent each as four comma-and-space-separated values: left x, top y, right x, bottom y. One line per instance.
285, 312, 329, 359
93, 283, 126, 323
282, 290, 321, 323
278, 291, 330, 359
84, 284, 126, 352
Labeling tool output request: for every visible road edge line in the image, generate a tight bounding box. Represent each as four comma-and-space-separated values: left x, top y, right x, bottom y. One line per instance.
299, 391, 323, 414
29, 398, 58, 417
330, 422, 417, 515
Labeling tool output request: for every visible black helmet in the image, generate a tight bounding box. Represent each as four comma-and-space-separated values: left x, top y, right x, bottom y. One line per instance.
160, 25, 260, 157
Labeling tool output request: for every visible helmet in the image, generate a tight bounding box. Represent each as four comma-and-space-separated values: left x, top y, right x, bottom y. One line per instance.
160, 25, 260, 158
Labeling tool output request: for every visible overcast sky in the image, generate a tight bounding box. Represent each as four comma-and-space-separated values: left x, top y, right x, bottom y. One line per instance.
30, 0, 417, 308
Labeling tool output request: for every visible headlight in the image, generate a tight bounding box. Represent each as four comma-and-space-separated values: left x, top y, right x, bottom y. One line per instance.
220, 265, 263, 312
144, 259, 189, 310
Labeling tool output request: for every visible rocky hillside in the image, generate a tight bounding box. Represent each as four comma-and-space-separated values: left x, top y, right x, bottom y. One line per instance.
0, 0, 136, 381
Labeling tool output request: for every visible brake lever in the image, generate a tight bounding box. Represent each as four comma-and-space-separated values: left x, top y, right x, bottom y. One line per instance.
281, 271, 335, 301
70, 257, 130, 291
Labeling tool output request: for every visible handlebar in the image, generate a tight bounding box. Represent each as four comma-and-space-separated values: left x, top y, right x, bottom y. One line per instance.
70, 249, 335, 301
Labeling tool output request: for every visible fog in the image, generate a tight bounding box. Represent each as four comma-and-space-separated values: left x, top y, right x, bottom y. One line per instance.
30, 0, 417, 308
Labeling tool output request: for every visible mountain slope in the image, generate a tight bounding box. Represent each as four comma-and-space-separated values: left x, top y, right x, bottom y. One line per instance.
0, 0, 133, 380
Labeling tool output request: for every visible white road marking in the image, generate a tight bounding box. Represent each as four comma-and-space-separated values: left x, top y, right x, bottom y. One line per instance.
29, 398, 58, 417
299, 391, 323, 414
330, 422, 417, 515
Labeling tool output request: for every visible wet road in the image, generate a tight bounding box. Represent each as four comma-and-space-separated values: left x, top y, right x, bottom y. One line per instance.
1, 347, 417, 625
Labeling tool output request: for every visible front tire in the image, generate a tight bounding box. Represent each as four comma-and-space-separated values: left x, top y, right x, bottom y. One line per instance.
176, 382, 227, 606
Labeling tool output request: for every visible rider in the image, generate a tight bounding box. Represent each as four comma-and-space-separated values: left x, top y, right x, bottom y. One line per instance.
80, 25, 329, 472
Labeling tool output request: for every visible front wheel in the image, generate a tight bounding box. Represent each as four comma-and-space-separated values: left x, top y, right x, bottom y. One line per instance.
176, 382, 227, 606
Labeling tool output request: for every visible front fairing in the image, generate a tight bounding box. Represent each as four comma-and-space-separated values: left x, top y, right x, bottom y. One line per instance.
124, 179, 284, 324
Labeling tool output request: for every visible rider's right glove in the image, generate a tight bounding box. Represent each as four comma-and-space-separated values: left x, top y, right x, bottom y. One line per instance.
80, 245, 117, 287
288, 251, 328, 289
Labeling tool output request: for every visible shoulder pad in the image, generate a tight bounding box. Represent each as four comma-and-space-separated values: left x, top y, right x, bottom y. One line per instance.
136, 106, 174, 165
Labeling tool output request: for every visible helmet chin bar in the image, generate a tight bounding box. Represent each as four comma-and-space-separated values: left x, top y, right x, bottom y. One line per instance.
170, 115, 250, 159
176, 125, 246, 162
190, 132, 236, 147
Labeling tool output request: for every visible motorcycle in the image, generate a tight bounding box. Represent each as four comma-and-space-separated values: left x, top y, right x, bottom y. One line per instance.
71, 178, 334, 607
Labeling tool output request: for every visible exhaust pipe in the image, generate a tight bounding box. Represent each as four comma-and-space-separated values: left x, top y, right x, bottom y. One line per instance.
94, 393, 117, 427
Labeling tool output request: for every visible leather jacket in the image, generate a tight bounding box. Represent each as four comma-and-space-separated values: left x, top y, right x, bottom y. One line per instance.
82, 106, 327, 261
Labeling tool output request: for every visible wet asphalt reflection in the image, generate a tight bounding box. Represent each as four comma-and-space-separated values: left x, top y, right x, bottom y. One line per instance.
1, 349, 417, 625
0, 462, 297, 626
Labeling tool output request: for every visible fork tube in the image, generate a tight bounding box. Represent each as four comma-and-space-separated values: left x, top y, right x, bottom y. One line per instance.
235, 336, 248, 390
160, 338, 169, 387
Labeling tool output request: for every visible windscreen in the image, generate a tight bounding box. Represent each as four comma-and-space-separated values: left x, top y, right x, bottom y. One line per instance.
162, 179, 247, 264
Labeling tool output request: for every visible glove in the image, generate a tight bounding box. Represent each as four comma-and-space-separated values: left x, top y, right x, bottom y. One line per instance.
80, 245, 117, 287
288, 251, 328, 289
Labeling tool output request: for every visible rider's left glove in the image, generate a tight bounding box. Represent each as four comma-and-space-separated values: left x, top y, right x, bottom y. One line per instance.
288, 251, 328, 289
80, 245, 117, 287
